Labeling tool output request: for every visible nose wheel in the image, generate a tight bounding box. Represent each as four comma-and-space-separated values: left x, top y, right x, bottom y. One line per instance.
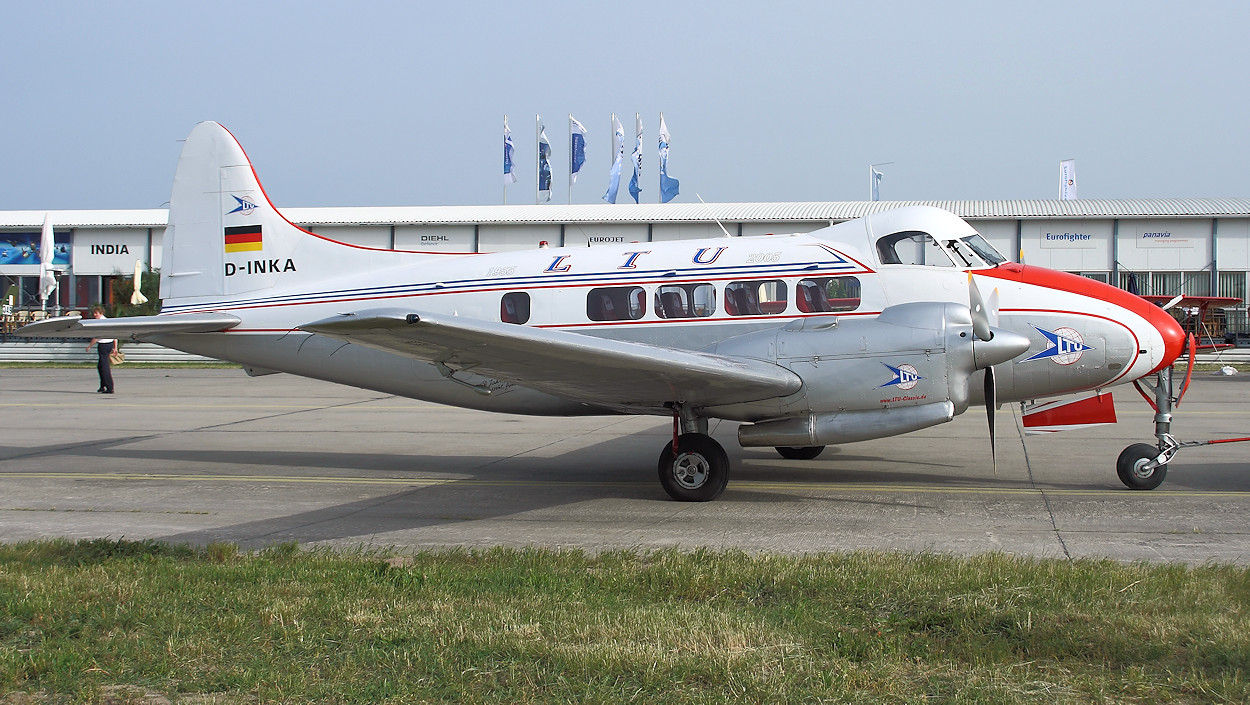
1116, 443, 1169, 490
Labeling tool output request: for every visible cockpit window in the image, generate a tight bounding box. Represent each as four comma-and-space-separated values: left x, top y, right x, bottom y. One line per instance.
875, 230, 955, 267
959, 234, 1007, 265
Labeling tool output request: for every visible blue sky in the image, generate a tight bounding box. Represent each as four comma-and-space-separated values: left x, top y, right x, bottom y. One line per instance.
3, 1, 1249, 210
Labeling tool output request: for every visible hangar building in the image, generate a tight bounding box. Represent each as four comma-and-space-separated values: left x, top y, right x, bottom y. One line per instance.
3, 198, 1248, 341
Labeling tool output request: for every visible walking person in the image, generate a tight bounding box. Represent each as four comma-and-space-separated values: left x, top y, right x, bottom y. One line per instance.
86, 306, 114, 394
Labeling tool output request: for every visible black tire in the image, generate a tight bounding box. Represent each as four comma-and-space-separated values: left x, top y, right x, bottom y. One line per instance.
775, 446, 826, 460
657, 433, 730, 502
1117, 443, 1168, 490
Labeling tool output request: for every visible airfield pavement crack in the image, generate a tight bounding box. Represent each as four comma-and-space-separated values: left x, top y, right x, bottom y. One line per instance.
186, 394, 398, 432
0, 395, 395, 469
1014, 408, 1072, 560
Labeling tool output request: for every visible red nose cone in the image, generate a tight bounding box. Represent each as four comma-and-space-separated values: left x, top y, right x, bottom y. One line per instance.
1137, 299, 1186, 372
977, 264, 1186, 374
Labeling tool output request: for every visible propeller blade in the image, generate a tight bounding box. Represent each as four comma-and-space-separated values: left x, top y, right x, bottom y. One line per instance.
1162, 294, 1185, 311
968, 274, 993, 341
985, 365, 997, 474
986, 287, 1000, 327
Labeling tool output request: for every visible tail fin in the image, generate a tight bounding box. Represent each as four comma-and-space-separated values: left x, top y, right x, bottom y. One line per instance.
161, 122, 373, 305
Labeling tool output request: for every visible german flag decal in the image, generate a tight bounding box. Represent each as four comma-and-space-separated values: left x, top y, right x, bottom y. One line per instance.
224, 225, 263, 253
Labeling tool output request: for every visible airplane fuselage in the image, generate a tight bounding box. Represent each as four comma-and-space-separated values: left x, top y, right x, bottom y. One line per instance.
153, 209, 1180, 420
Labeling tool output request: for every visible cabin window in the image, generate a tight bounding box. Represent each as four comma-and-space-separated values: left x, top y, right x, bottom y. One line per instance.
725, 280, 788, 316
797, 276, 861, 313
876, 230, 955, 267
655, 283, 716, 319
500, 292, 531, 324
587, 286, 646, 321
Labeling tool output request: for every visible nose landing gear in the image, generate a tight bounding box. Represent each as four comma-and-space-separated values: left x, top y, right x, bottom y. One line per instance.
1123, 357, 1250, 490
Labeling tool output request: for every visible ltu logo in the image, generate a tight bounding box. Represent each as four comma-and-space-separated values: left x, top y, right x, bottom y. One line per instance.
1023, 326, 1094, 365
227, 195, 258, 216
880, 363, 922, 390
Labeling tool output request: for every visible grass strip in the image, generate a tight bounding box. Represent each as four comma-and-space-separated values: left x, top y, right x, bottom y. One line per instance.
1, 539, 1248, 703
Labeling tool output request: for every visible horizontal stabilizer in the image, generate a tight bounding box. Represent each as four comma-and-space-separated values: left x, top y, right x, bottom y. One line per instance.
15, 313, 242, 340
1022, 391, 1117, 435
300, 309, 802, 409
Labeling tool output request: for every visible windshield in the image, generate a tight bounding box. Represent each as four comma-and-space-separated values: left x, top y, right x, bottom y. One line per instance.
959, 234, 1007, 265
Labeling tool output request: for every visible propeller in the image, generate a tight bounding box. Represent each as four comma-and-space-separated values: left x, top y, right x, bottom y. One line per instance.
969, 275, 1007, 470
968, 273, 994, 342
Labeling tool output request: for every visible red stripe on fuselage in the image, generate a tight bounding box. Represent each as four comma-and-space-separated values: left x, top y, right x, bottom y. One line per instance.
977, 263, 1185, 374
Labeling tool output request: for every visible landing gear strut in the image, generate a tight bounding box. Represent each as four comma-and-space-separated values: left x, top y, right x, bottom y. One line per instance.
1124, 361, 1250, 490
1121, 366, 1177, 490
658, 405, 729, 502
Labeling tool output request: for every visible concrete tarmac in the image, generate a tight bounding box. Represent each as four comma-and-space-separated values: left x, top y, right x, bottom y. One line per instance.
2, 367, 1248, 563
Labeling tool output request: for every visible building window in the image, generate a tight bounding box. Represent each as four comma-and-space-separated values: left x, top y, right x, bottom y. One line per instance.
797, 276, 861, 313
725, 280, 787, 316
1218, 272, 1246, 303
501, 292, 531, 324
587, 286, 645, 321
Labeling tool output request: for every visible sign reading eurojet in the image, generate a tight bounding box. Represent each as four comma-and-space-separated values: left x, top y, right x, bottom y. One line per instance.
71, 229, 149, 275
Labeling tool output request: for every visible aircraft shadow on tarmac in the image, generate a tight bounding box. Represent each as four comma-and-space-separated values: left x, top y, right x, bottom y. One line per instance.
38, 432, 1148, 548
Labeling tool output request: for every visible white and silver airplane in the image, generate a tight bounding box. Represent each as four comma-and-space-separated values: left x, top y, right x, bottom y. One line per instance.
20, 122, 1190, 501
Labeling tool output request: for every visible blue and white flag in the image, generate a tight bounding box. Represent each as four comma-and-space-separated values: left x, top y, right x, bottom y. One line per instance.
658, 113, 680, 203
503, 116, 517, 185
628, 113, 643, 203
603, 113, 625, 203
569, 115, 587, 184
537, 116, 552, 203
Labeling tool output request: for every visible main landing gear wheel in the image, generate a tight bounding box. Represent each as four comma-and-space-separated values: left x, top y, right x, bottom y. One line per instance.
658, 433, 729, 502
775, 446, 826, 460
1117, 443, 1168, 490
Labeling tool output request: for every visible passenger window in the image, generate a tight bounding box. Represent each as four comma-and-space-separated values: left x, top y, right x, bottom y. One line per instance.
725, 280, 788, 316
587, 286, 646, 321
656, 283, 716, 319
501, 292, 531, 324
875, 230, 955, 267
797, 277, 861, 313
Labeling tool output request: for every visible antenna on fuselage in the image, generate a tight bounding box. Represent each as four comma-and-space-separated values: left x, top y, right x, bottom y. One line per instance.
696, 194, 733, 238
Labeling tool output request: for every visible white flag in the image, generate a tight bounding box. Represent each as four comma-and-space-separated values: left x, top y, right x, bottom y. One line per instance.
658, 113, 680, 203
1060, 159, 1077, 200
38, 214, 57, 302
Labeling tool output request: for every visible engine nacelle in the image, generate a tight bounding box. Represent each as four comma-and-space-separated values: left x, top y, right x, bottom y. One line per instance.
703, 301, 1028, 445
737, 401, 956, 447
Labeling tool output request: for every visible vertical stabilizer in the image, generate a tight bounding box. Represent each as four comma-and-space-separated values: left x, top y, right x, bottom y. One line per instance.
161, 122, 326, 304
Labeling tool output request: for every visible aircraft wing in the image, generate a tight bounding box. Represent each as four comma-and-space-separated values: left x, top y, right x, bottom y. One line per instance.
15, 313, 242, 340
301, 309, 802, 408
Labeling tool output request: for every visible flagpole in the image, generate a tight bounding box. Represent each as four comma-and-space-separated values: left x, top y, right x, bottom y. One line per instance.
535, 114, 540, 205
503, 114, 509, 205
568, 115, 573, 205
